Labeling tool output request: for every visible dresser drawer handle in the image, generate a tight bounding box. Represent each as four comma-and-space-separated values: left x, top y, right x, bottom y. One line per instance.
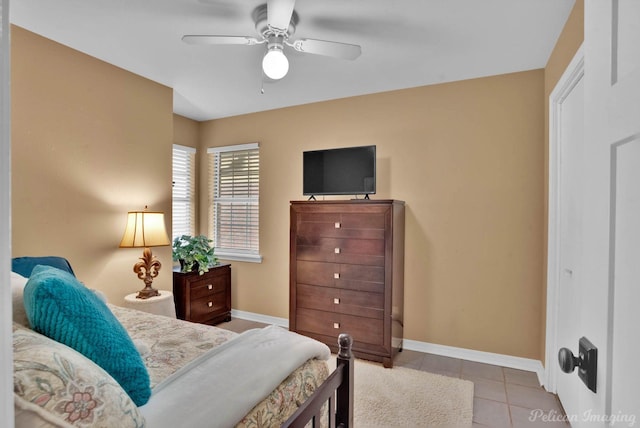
333, 322, 340, 329
333, 298, 340, 305
207, 284, 213, 290
335, 222, 341, 229
207, 301, 213, 308
334, 273, 340, 279
334, 248, 341, 254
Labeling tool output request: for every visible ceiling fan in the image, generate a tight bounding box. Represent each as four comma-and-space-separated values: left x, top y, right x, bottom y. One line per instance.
182, 0, 362, 80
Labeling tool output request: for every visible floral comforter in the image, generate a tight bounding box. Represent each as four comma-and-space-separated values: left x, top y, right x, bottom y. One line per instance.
110, 305, 329, 428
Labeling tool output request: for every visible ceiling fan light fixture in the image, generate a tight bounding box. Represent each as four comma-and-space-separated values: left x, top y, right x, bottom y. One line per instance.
262, 38, 289, 80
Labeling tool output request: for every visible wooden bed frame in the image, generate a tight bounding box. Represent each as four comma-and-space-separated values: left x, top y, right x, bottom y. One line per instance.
283, 334, 354, 428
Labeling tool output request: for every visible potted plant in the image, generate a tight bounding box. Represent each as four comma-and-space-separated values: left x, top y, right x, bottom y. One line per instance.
172, 234, 218, 275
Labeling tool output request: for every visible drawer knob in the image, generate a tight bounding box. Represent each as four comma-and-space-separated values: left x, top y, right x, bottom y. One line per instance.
335, 222, 341, 229
208, 301, 213, 308
334, 273, 340, 279
207, 284, 213, 290
333, 298, 340, 305
334, 248, 341, 254
333, 322, 340, 329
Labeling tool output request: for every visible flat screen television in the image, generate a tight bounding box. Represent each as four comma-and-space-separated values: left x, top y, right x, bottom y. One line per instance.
303, 145, 376, 197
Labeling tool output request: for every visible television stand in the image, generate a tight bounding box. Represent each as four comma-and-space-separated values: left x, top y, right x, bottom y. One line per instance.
307, 195, 316, 201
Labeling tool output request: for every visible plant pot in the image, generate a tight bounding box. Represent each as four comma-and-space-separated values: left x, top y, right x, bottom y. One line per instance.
179, 259, 199, 273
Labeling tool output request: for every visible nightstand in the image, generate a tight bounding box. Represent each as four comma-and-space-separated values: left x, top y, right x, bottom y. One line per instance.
173, 263, 231, 326
123, 290, 177, 318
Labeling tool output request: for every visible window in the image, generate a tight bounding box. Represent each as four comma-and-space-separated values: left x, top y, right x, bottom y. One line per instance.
172, 144, 196, 241
208, 143, 261, 263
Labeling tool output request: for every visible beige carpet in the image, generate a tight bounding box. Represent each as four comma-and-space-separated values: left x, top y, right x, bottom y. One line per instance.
328, 358, 474, 427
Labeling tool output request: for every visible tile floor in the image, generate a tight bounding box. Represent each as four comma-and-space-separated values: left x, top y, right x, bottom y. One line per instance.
218, 318, 569, 428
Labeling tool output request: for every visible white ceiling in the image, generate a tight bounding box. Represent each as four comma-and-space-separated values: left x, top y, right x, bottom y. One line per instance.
10, 0, 575, 121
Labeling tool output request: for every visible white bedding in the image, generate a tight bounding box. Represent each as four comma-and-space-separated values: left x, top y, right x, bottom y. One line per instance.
139, 325, 331, 428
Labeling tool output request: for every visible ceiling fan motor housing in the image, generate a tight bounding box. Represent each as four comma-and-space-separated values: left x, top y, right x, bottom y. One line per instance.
253, 3, 298, 38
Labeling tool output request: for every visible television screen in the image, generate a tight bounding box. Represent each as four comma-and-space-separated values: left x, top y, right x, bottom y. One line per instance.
303, 145, 376, 196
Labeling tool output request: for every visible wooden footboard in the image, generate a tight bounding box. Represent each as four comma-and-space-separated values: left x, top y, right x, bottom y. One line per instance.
282, 334, 354, 428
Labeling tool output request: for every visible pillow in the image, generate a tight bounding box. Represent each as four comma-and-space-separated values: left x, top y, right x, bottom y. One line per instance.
13, 323, 146, 427
11, 271, 30, 327
15, 394, 74, 428
23, 265, 151, 406
12, 256, 76, 278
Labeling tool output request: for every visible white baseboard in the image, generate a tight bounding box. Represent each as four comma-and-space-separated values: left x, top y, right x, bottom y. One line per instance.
403, 339, 545, 386
231, 310, 545, 385
231, 309, 289, 328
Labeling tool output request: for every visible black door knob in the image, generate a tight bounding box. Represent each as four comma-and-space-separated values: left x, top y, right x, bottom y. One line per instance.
558, 347, 580, 373
558, 338, 598, 393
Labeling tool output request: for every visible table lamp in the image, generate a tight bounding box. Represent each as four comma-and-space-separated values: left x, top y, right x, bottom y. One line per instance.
119, 208, 171, 299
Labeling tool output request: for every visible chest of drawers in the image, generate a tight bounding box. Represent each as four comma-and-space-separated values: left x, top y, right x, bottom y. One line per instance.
173, 263, 231, 326
289, 200, 404, 367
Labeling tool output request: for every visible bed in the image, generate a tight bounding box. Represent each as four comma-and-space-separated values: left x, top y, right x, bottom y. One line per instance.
11, 257, 354, 428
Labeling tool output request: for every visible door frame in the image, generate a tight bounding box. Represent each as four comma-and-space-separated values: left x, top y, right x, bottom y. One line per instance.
1, 0, 13, 425
545, 44, 584, 393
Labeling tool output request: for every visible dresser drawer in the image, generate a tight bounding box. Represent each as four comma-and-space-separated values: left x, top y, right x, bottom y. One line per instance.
296, 260, 385, 293
295, 236, 384, 254
297, 222, 384, 240
297, 284, 384, 319
297, 247, 384, 266
296, 308, 383, 346
190, 276, 227, 301
298, 212, 386, 230
189, 293, 228, 323
296, 237, 385, 266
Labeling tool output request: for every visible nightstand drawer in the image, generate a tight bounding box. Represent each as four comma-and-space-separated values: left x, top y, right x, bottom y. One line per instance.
190, 277, 227, 301
296, 308, 383, 346
190, 294, 228, 323
296, 284, 384, 319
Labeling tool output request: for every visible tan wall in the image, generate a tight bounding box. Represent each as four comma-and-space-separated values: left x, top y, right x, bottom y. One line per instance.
199, 70, 545, 359
11, 26, 174, 303
173, 114, 200, 235
174, 114, 199, 149
541, 0, 584, 362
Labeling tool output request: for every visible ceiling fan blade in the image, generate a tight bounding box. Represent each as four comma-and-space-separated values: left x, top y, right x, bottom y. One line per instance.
290, 39, 362, 60
182, 35, 262, 45
267, 0, 296, 31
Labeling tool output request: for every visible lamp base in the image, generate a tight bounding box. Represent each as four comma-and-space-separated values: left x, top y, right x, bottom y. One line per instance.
133, 247, 162, 300
136, 286, 160, 299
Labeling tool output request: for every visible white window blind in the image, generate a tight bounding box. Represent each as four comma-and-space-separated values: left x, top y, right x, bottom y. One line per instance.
172, 144, 196, 241
208, 143, 261, 262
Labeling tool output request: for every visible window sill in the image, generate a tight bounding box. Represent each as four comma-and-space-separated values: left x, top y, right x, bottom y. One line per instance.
216, 251, 263, 264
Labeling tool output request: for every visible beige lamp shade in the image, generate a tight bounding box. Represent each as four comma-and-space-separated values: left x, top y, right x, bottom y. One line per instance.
119, 211, 170, 248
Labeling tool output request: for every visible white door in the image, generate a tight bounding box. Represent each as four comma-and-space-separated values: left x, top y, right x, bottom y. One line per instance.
585, 0, 640, 424
552, 0, 640, 425
548, 51, 585, 421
